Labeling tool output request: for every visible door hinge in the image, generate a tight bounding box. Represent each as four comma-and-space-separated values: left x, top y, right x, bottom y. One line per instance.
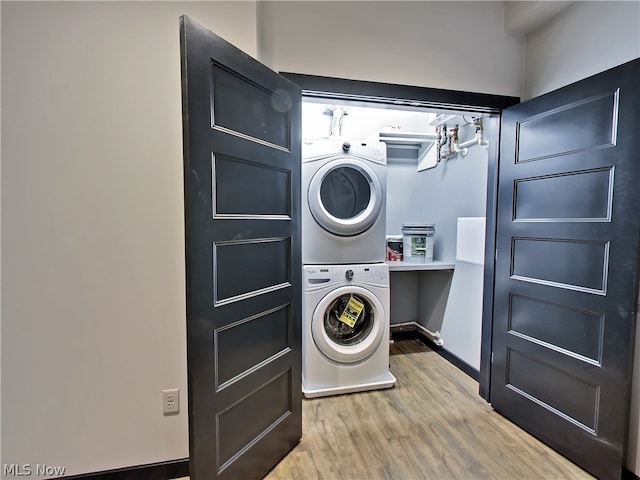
491, 352, 494, 363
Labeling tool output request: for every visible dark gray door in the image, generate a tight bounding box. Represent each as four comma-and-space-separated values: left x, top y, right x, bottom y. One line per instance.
491, 58, 640, 480
180, 16, 302, 479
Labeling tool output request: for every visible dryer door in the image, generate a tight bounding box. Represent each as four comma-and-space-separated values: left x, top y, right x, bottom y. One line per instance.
312, 285, 387, 364
308, 159, 383, 236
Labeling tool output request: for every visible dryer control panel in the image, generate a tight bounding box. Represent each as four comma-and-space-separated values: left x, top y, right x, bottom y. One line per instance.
302, 139, 386, 164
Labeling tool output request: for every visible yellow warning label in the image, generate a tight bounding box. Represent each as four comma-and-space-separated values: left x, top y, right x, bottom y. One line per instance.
338, 295, 365, 328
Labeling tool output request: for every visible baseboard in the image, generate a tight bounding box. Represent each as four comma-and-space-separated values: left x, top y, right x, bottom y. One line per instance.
390, 322, 480, 381
61, 459, 189, 480
433, 345, 480, 382
623, 467, 640, 480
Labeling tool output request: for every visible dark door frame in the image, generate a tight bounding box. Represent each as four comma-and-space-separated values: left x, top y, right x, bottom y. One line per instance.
280, 71, 518, 400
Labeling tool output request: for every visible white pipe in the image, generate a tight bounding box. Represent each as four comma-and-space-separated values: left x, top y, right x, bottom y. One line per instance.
330, 108, 344, 137
458, 136, 479, 150
436, 121, 488, 162
442, 133, 488, 160
415, 323, 444, 347
439, 149, 460, 160
392, 321, 444, 347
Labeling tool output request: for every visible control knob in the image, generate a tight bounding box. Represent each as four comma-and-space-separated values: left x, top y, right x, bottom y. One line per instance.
345, 269, 354, 280
342, 141, 351, 152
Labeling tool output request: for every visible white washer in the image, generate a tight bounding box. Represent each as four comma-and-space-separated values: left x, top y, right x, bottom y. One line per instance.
302, 139, 387, 264
302, 263, 396, 398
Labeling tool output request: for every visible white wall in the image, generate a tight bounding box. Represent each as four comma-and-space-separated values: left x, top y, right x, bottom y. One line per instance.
523, 2, 640, 474
524, 1, 640, 99
258, 1, 525, 97
504, 1, 574, 36
416, 123, 489, 263
1, 1, 256, 477
415, 124, 488, 367
439, 261, 483, 369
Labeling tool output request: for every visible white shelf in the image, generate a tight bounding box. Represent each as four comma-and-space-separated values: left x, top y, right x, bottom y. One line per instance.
379, 131, 438, 171
387, 261, 455, 271
379, 131, 437, 146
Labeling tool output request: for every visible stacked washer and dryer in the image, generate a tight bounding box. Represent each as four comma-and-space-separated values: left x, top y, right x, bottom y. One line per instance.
302, 138, 397, 398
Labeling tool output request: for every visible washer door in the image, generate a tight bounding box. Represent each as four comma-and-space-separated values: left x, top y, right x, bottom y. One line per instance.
311, 285, 386, 364
308, 158, 383, 237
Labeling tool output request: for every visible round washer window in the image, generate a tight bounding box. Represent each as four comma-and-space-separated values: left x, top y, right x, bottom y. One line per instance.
323, 293, 375, 346
311, 285, 386, 364
319, 167, 371, 220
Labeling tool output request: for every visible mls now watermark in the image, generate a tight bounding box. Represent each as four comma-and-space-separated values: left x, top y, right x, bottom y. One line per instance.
3, 464, 67, 477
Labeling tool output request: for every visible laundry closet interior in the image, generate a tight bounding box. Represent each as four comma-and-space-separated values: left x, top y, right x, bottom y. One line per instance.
300, 94, 499, 388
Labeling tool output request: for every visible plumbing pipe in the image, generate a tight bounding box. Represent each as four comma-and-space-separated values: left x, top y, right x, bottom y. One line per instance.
458, 132, 488, 150
391, 321, 444, 347
436, 119, 488, 162
323, 105, 348, 137
440, 125, 488, 160
436, 125, 448, 163
458, 137, 478, 150
330, 107, 345, 137
440, 126, 461, 160
439, 125, 448, 148
439, 149, 461, 161
415, 323, 444, 347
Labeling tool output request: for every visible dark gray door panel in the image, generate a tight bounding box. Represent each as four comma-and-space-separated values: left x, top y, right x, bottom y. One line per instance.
180, 16, 302, 479
491, 59, 640, 480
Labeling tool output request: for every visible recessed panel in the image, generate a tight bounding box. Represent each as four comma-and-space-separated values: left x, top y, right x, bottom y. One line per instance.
514, 168, 613, 221
213, 155, 291, 218
216, 305, 291, 388
211, 62, 290, 149
507, 349, 598, 430
509, 294, 603, 362
516, 92, 617, 162
214, 238, 290, 305
512, 238, 608, 293
217, 370, 292, 470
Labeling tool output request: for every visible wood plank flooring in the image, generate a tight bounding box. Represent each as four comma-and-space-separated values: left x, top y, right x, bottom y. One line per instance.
177, 339, 594, 479
265, 339, 593, 480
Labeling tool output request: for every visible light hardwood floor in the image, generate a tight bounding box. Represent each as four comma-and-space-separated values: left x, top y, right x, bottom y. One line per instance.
181, 339, 595, 479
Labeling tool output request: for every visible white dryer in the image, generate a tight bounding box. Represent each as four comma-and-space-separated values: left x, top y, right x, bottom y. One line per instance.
302, 263, 396, 398
302, 139, 387, 264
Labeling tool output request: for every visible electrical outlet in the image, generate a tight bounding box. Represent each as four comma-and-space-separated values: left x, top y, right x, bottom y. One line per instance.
162, 388, 180, 415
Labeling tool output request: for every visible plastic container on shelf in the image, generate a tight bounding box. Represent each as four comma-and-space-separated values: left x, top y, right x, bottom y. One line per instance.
385, 235, 403, 262
401, 224, 436, 263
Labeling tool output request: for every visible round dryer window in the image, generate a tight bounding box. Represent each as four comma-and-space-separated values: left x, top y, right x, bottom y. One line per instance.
308, 159, 383, 237
320, 167, 370, 219
311, 285, 387, 364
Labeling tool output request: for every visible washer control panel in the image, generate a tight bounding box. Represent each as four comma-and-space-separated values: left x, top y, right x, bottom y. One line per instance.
304, 264, 389, 288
